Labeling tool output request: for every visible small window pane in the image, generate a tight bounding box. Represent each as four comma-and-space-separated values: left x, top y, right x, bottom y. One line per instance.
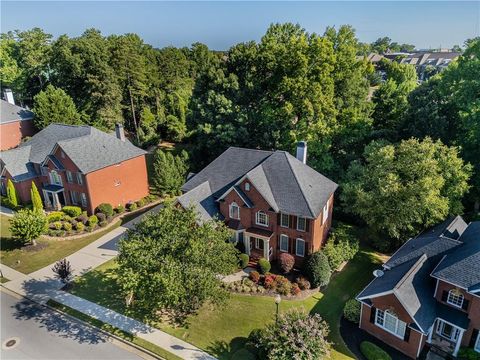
280, 235, 289, 252
280, 213, 289, 228
297, 217, 306, 231
296, 239, 305, 257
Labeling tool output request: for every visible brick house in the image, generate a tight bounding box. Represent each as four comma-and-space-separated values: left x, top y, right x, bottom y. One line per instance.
357, 216, 480, 358
1, 99, 35, 151
177, 142, 338, 265
0, 123, 149, 214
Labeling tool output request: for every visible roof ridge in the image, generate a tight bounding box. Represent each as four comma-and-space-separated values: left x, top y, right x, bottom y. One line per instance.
283, 152, 315, 217
228, 146, 274, 154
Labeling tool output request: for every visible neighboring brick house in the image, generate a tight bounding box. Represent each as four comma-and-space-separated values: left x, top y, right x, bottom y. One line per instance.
0, 99, 35, 151
0, 123, 149, 214
177, 142, 338, 265
357, 216, 480, 358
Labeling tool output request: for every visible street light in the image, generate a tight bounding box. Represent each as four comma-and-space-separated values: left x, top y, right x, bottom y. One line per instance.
275, 294, 281, 324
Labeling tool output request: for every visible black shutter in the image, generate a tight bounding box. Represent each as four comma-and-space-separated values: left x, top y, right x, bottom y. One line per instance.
306, 219, 310, 233
469, 329, 479, 348
441, 290, 448, 302
404, 326, 411, 342
277, 213, 281, 225
462, 299, 469, 311
370, 307, 376, 323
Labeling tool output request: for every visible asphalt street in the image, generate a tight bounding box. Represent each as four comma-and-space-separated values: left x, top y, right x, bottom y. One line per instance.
1, 290, 144, 360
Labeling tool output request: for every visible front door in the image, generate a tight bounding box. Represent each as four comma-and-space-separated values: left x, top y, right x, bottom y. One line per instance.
57, 191, 66, 207
437, 320, 460, 342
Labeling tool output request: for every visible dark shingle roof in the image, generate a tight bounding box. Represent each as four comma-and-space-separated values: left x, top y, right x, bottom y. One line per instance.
177, 181, 222, 223
0, 100, 34, 124
0, 124, 145, 180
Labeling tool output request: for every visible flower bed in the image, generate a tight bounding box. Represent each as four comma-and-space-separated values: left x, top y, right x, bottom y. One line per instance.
45, 195, 158, 237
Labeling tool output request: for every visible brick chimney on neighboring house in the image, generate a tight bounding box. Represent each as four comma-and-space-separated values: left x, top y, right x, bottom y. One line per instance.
296, 141, 307, 164
115, 123, 126, 142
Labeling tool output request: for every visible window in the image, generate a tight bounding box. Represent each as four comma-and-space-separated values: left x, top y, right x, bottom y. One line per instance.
296, 238, 305, 257
322, 199, 330, 225
255, 238, 264, 250
436, 320, 461, 342
280, 213, 289, 228
60, 151, 65, 159
50, 171, 62, 185
375, 309, 406, 339
475, 332, 480, 352
66, 171, 73, 183
70, 191, 78, 205
76, 173, 83, 185
229, 202, 240, 220
245, 183, 250, 191
114, 179, 121, 187
41, 166, 48, 176
80, 193, 87, 207
256, 211, 268, 227
280, 234, 289, 252
447, 289, 464, 308
297, 216, 306, 231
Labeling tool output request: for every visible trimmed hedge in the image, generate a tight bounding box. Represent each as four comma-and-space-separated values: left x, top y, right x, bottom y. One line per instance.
62, 206, 82, 217
88, 215, 98, 227
343, 299, 361, 324
115, 205, 125, 214
258, 258, 271, 274
239, 253, 249, 268
95, 203, 113, 217
303, 251, 332, 288
47, 211, 64, 223
360, 341, 392, 360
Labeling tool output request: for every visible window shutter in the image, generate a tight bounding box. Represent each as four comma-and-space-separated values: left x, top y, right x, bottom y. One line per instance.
369, 307, 376, 323
462, 299, 469, 311
441, 290, 448, 302
469, 329, 479, 348
277, 235, 280, 250
404, 326, 411, 342
306, 219, 310, 232
277, 213, 281, 225
290, 215, 295, 229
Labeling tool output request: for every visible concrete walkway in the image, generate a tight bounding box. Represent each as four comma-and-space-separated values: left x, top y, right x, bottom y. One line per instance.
0, 205, 14, 216
220, 267, 255, 283
1, 203, 216, 359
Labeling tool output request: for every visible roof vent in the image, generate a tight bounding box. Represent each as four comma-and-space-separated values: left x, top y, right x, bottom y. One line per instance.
373, 269, 384, 278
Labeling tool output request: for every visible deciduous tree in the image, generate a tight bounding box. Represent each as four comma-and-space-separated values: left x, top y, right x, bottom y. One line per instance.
33, 85, 81, 129
10, 209, 47, 246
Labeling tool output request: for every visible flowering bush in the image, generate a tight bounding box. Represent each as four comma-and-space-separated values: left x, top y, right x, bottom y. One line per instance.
278, 252, 295, 273
291, 283, 301, 296
249, 271, 260, 284
263, 275, 277, 290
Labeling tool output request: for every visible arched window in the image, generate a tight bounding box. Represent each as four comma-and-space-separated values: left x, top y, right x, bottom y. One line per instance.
256, 211, 268, 226
229, 202, 240, 220
447, 289, 464, 308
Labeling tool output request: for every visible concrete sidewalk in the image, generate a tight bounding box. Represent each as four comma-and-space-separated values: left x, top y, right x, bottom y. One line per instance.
0, 205, 14, 216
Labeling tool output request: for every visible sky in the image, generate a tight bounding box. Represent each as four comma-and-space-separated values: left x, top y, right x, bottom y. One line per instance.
1, 1, 479, 50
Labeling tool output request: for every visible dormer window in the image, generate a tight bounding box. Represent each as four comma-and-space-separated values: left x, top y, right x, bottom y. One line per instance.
447, 289, 464, 308
229, 202, 240, 220
256, 211, 268, 227
245, 183, 250, 191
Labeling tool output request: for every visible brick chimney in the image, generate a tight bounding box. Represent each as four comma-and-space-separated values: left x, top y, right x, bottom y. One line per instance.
296, 141, 307, 164
115, 123, 125, 142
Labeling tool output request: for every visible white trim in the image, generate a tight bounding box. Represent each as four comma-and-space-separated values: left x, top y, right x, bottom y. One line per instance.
417, 333, 425, 358
446, 289, 464, 308
279, 234, 289, 252
217, 187, 252, 208
474, 331, 480, 353
374, 309, 407, 339
280, 213, 289, 228
434, 279, 439, 298
255, 211, 269, 227
295, 238, 305, 257
357, 290, 394, 301
359, 302, 364, 328
296, 216, 306, 232
229, 202, 240, 220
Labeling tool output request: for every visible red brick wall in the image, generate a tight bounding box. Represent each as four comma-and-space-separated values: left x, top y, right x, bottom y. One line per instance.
360, 301, 425, 359
1, 171, 40, 204
84, 155, 149, 214
0, 119, 35, 150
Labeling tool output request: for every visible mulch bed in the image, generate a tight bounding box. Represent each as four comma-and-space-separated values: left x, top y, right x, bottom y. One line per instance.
22, 242, 48, 252
340, 316, 411, 360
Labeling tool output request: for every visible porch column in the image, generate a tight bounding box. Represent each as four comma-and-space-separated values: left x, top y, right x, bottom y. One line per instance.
244, 235, 250, 255
263, 238, 269, 259
453, 329, 465, 357
427, 323, 434, 343
53, 193, 61, 210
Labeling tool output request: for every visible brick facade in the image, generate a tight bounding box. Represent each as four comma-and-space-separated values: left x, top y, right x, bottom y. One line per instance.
0, 119, 35, 151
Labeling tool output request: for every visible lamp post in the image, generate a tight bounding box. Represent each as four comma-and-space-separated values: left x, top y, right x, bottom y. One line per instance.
275, 294, 281, 325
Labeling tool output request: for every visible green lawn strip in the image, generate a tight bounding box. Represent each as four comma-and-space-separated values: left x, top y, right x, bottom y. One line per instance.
0, 214, 12, 239
47, 299, 181, 360
0, 205, 157, 274
0, 276, 9, 283
70, 245, 383, 360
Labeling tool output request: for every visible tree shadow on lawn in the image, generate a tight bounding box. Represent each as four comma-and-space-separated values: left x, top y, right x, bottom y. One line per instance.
207, 336, 250, 360
0, 235, 23, 251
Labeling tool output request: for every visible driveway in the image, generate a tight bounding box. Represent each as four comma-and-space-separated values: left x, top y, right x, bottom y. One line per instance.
1, 290, 143, 360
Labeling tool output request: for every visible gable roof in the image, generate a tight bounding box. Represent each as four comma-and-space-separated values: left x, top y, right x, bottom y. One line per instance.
0, 100, 34, 124
0, 124, 146, 180
177, 181, 222, 223
181, 147, 338, 220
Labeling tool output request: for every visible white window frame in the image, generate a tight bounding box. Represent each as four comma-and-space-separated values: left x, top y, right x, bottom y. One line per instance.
41, 166, 48, 176
475, 332, 480, 353
280, 213, 289, 228
256, 211, 269, 227
322, 199, 330, 225
279, 234, 289, 252
50, 170, 62, 186
66, 171, 73, 183
76, 172, 83, 185
436, 319, 461, 342
70, 191, 78, 205
80, 193, 87, 207
295, 238, 305, 257
255, 238, 264, 250
447, 289, 464, 308
297, 216, 306, 232
375, 309, 406, 339
229, 202, 240, 220
245, 183, 250, 191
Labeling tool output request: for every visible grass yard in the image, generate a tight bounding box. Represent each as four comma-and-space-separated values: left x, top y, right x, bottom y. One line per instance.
0, 206, 156, 274
70, 245, 384, 360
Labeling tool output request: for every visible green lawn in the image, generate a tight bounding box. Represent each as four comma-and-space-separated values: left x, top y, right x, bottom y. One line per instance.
70, 245, 383, 360
0, 206, 157, 274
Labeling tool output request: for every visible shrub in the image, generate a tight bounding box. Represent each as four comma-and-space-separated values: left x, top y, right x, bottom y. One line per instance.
6, 179, 19, 208
95, 203, 113, 217
70, 219, 77, 227
136, 198, 146, 208
53, 221, 63, 230
127, 202, 137, 211
115, 205, 125, 214
242, 278, 254, 287
231, 349, 256, 360
76, 214, 88, 225
304, 251, 332, 288
249, 271, 260, 284
458, 347, 480, 360
247, 309, 331, 359
47, 211, 64, 223
63, 222, 73, 231
291, 283, 301, 296
360, 342, 392, 360
145, 194, 157, 203
63, 215, 72, 222
99, 220, 108, 227
62, 206, 82, 217
239, 253, 249, 268
75, 222, 85, 231
323, 224, 360, 271
278, 252, 295, 273
52, 259, 73, 283
9, 209, 47, 245
296, 276, 311, 290
88, 215, 98, 227
96, 212, 106, 222
343, 299, 361, 324
258, 258, 271, 274
275, 276, 292, 295
264, 275, 276, 290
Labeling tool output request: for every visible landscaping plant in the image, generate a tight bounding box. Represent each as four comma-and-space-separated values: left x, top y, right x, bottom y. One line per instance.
152, 149, 189, 196
95, 203, 114, 217
343, 298, 361, 324
278, 252, 295, 273
239, 253, 249, 268
7, 179, 19, 208
258, 258, 271, 274
10, 209, 47, 246
303, 251, 332, 288
360, 341, 392, 360
62, 206, 82, 217
52, 258, 73, 283
30, 181, 43, 212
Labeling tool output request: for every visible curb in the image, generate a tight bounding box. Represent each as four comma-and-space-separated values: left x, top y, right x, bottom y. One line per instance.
0, 286, 163, 360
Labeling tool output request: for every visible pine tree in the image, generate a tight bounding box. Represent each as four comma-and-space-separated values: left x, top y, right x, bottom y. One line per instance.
152, 149, 189, 196
30, 181, 43, 213
6, 179, 19, 208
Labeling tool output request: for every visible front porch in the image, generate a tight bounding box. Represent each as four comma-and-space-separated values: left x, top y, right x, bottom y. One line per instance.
427, 318, 467, 357
243, 227, 274, 262
42, 184, 66, 211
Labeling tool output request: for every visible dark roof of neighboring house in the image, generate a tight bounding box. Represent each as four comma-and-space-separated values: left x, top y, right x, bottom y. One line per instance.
0, 100, 34, 124
0, 124, 146, 180
432, 222, 480, 291
179, 147, 338, 221
357, 216, 479, 333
